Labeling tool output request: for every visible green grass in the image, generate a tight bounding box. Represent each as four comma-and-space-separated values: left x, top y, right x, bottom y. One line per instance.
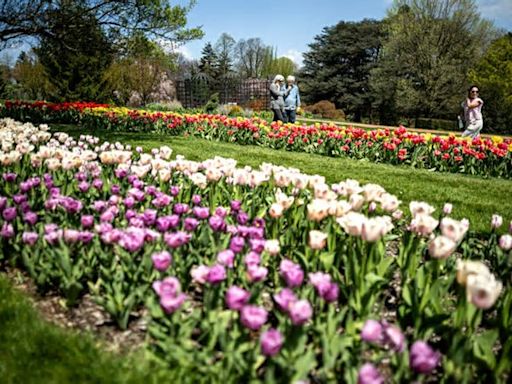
0, 274, 166, 384
56, 124, 512, 234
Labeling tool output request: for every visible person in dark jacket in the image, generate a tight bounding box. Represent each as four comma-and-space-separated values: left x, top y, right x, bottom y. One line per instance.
269, 75, 287, 122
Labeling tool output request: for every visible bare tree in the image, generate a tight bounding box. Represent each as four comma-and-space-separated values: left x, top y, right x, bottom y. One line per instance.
235, 38, 268, 78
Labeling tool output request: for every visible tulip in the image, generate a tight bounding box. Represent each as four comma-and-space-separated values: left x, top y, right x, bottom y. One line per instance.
0, 223, 14, 238
191, 265, 210, 284
206, 264, 226, 284
153, 276, 181, 297
410, 214, 439, 236
2, 207, 17, 222
184, 217, 199, 232
409, 201, 435, 217
236, 211, 249, 225
225, 285, 250, 310
22, 231, 39, 245
63, 229, 80, 243
264, 239, 280, 255
383, 323, 405, 352
217, 249, 235, 268
357, 363, 384, 384
279, 259, 304, 288
466, 273, 502, 309
409, 341, 441, 374
81, 215, 94, 228
491, 214, 503, 229
92, 178, 103, 190
269, 203, 284, 218
229, 236, 245, 253
289, 299, 313, 325
250, 238, 266, 254
191, 194, 202, 205
23, 211, 38, 226
499, 234, 512, 251
240, 305, 268, 330
273, 288, 298, 312
78, 181, 90, 193
230, 200, 242, 212
361, 319, 383, 343
456, 260, 490, 286
308, 230, 327, 250
193, 207, 210, 220
78, 231, 94, 244
151, 251, 172, 271
3, 172, 17, 182
209, 215, 226, 232
260, 329, 284, 357
440, 218, 467, 243
443, 203, 453, 215
247, 265, 268, 282
428, 236, 457, 259
215, 207, 228, 218
13, 194, 28, 205
337, 212, 366, 237
160, 293, 187, 314
164, 231, 191, 248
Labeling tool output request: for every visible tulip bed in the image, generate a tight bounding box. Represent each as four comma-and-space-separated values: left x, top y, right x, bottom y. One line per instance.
2, 100, 512, 179
1, 117, 512, 383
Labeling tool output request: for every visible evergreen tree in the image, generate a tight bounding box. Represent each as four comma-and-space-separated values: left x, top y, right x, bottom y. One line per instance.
301, 19, 384, 122
35, 4, 113, 101
215, 33, 236, 78
198, 42, 219, 80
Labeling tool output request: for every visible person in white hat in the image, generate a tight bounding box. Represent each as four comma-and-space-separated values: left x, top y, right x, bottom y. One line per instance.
269, 74, 288, 122
284, 75, 301, 124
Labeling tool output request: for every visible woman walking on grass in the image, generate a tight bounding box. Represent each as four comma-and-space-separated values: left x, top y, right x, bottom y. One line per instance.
461, 85, 484, 139
269, 75, 288, 122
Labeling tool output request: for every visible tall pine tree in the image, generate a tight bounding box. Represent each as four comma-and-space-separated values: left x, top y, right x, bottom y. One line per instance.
198, 42, 219, 80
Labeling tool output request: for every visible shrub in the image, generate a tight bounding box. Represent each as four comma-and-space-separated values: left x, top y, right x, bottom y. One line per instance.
204, 93, 220, 114
146, 100, 184, 112
228, 105, 244, 117
305, 101, 345, 120
245, 98, 266, 111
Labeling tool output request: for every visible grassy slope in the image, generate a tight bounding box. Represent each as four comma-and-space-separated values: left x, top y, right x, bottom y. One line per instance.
0, 274, 168, 384
57, 125, 512, 234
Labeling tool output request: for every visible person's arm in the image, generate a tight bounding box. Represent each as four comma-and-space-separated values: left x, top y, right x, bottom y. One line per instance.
269, 83, 280, 98
296, 88, 301, 107
466, 98, 483, 109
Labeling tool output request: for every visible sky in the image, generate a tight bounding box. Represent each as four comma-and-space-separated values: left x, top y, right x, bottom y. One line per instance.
1, 0, 511, 66
175, 0, 512, 66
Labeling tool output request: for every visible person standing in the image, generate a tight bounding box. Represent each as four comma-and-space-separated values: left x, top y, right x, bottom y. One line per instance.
461, 85, 484, 139
269, 75, 287, 122
284, 75, 301, 124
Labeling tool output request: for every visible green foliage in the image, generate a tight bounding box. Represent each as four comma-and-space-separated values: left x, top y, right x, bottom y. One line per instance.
469, 33, 512, 134
35, 4, 113, 102
12, 51, 54, 100
415, 118, 458, 131
215, 33, 236, 78
305, 100, 345, 120
204, 92, 220, 113
371, 0, 498, 124
198, 42, 220, 80
301, 19, 384, 122
261, 48, 297, 79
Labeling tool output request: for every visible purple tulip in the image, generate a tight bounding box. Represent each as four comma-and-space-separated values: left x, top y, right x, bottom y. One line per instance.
358, 363, 384, 384
19, 211, 35, 226
361, 320, 383, 343
273, 288, 298, 312
249, 239, 266, 254
217, 249, 235, 268
164, 231, 191, 249
288, 299, 313, 325
49, 187, 60, 197
44, 230, 63, 245
247, 265, 268, 282
92, 178, 103, 190
78, 231, 94, 244
215, 207, 228, 218
206, 264, 226, 284
240, 305, 268, 330
64, 229, 80, 243
3, 172, 17, 182
151, 251, 172, 271
2, 207, 17, 222
124, 196, 135, 209
152, 194, 172, 209
128, 188, 145, 202
279, 259, 304, 288
209, 215, 226, 232
128, 216, 144, 228
127, 175, 138, 184
22, 231, 39, 245
229, 236, 245, 254
75, 171, 87, 182
115, 168, 127, 179
111, 184, 121, 195
19, 181, 31, 193
193, 207, 210, 220
125, 209, 137, 221
322, 283, 339, 302
244, 251, 261, 266
225, 285, 250, 310
230, 200, 242, 212
144, 229, 161, 242
132, 179, 144, 190
145, 186, 157, 196
108, 195, 120, 206
100, 209, 115, 223
160, 293, 187, 314
236, 211, 249, 225
184, 217, 199, 232
252, 217, 265, 228
260, 329, 284, 357
173, 203, 189, 215
0, 223, 14, 238
410, 341, 441, 374
0, 196, 7, 211
19, 201, 31, 213
81, 215, 94, 228
153, 277, 181, 297
383, 323, 405, 352
191, 265, 210, 284
170, 186, 180, 196
142, 209, 157, 226
118, 227, 146, 252
13, 194, 27, 205
191, 194, 202, 205
78, 181, 90, 193
44, 223, 59, 234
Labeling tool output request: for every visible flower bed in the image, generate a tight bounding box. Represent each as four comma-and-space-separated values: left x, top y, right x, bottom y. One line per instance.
2, 101, 512, 179
0, 117, 511, 382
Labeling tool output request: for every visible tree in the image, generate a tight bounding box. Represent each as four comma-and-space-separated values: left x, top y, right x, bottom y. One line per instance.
371, 0, 498, 124
0, 0, 202, 50
35, 4, 113, 101
104, 33, 174, 105
468, 33, 512, 133
198, 42, 219, 80
301, 19, 384, 122
235, 38, 268, 78
12, 51, 54, 100
215, 33, 236, 78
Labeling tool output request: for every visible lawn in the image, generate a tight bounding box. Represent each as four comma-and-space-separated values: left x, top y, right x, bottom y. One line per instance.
0, 274, 168, 384
55, 124, 512, 234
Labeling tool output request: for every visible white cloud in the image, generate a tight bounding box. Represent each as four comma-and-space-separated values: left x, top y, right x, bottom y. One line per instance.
157, 38, 195, 60
283, 49, 304, 68
173, 45, 194, 60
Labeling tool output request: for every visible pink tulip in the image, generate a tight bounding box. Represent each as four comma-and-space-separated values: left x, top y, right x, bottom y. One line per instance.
240, 305, 268, 330
225, 285, 250, 310
260, 328, 284, 357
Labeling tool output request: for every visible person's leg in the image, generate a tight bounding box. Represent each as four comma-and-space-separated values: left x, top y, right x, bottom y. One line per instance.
288, 109, 296, 124
272, 109, 280, 122
275, 108, 285, 122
